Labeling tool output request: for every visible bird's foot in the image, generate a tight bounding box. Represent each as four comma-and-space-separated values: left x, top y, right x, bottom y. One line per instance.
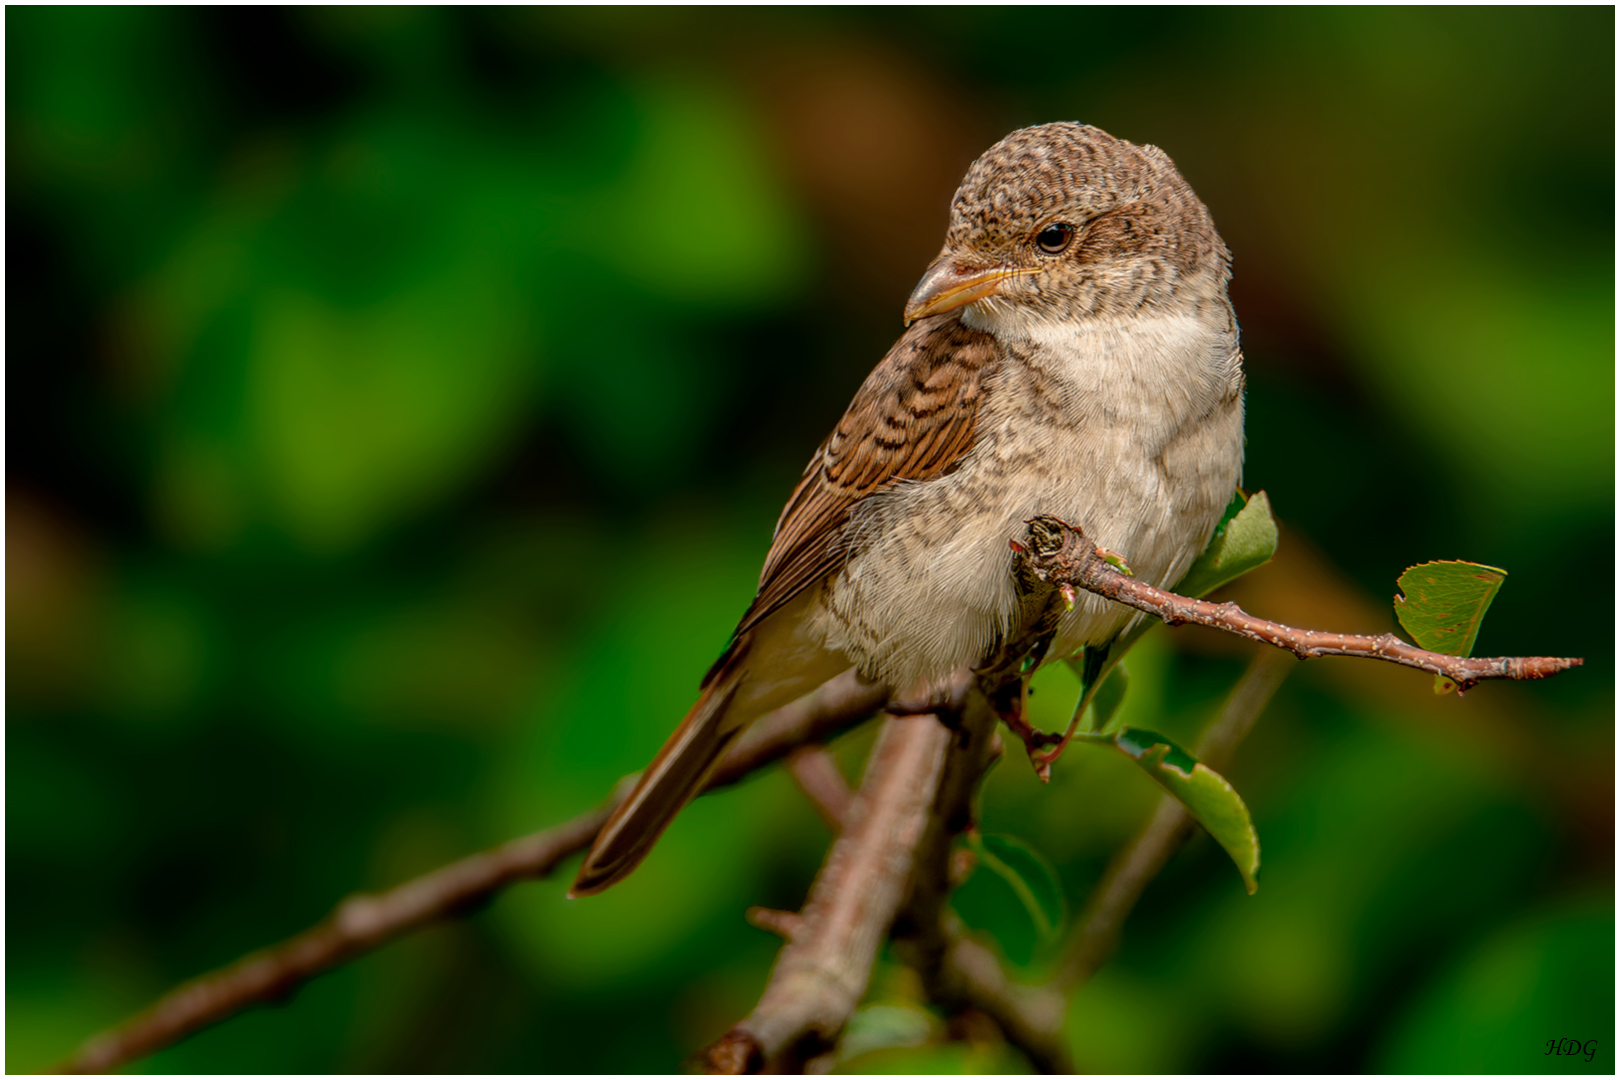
988, 678, 1060, 783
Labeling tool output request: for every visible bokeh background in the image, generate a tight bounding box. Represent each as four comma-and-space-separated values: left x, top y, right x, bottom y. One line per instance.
8, 7, 1613, 1073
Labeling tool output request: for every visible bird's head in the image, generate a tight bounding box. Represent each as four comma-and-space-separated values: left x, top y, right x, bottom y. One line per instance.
903, 122, 1230, 335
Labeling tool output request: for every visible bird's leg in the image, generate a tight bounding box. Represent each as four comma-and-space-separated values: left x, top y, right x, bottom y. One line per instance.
972, 615, 1066, 782
969, 564, 1073, 779
986, 678, 1061, 783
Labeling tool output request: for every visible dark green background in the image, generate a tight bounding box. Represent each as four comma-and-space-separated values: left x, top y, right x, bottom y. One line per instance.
8, 7, 1612, 1073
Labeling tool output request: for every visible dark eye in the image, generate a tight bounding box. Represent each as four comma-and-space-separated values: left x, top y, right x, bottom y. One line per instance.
1035, 223, 1075, 255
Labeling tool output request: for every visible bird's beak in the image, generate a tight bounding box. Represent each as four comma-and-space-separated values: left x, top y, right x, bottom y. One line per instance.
903, 257, 1032, 326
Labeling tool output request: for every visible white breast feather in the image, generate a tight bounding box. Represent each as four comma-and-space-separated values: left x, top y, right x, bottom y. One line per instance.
814, 307, 1243, 692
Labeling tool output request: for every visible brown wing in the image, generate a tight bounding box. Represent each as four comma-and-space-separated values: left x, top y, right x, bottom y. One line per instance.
702, 313, 1000, 686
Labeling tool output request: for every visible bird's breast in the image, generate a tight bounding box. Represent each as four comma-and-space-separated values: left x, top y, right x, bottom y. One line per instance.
814, 311, 1243, 692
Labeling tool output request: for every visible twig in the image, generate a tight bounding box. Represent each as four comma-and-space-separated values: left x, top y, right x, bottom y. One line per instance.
933, 919, 1070, 1072
787, 747, 854, 832
705, 712, 954, 1073
52, 670, 890, 1075
1022, 516, 1581, 691
1056, 648, 1294, 993
57, 810, 613, 1077
719, 671, 890, 788
746, 907, 805, 941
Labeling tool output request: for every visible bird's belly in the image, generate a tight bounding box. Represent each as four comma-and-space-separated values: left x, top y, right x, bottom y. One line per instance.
814, 395, 1242, 691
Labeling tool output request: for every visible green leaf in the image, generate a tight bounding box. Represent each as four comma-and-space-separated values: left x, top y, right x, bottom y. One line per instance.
1076, 727, 1261, 894
1060, 647, 1120, 736
1213, 486, 1248, 534
1173, 489, 1280, 600
967, 833, 1067, 942
1089, 664, 1130, 734
1393, 560, 1506, 693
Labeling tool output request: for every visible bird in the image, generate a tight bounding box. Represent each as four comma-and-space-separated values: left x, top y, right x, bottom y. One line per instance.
570, 122, 1245, 897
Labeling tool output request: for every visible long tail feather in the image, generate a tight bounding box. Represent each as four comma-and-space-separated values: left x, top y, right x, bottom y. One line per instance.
569, 655, 748, 898
571, 590, 850, 898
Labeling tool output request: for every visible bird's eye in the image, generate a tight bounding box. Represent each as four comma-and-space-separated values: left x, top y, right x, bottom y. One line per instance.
1034, 223, 1076, 255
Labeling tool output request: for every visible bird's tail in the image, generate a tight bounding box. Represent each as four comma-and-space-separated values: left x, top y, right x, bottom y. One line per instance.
570, 592, 855, 893
570, 592, 852, 897
569, 650, 750, 897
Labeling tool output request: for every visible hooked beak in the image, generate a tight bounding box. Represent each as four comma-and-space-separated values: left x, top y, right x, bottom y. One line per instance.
902, 257, 1035, 326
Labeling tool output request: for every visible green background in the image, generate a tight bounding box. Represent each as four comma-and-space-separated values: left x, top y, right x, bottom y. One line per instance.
8, 7, 1612, 1073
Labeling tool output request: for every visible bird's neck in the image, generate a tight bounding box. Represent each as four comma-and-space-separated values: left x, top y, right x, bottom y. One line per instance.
965, 297, 1241, 418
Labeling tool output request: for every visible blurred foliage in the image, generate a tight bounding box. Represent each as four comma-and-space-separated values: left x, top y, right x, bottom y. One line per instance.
7, 7, 1612, 1073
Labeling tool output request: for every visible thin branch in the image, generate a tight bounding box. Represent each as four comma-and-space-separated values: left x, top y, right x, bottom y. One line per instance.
934, 919, 1070, 1072
705, 711, 955, 1073
53, 670, 890, 1075
56, 809, 614, 1077
719, 670, 890, 788
787, 746, 855, 832
1056, 647, 1294, 993
745, 907, 805, 941
1022, 516, 1581, 691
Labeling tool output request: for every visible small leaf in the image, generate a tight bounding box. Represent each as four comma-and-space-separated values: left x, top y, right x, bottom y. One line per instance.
1173, 490, 1279, 600
1076, 727, 1261, 894
1394, 560, 1505, 695
1393, 560, 1506, 659
967, 833, 1067, 941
